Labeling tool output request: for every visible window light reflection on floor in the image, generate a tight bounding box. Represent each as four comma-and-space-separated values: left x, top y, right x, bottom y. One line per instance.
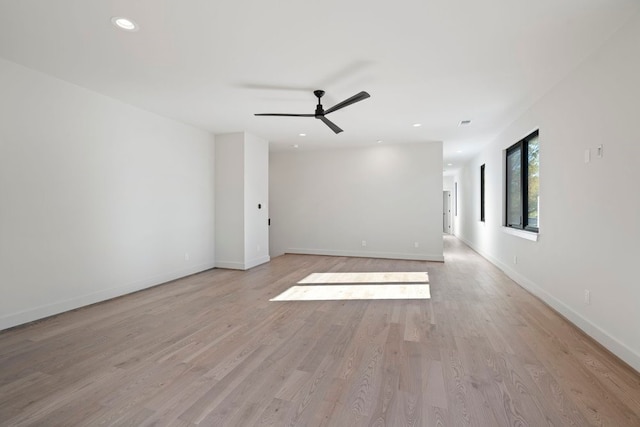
297, 271, 429, 284
270, 271, 430, 301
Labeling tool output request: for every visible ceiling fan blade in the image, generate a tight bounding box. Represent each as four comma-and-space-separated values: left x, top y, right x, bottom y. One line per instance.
324, 91, 370, 115
319, 116, 343, 134
254, 113, 315, 117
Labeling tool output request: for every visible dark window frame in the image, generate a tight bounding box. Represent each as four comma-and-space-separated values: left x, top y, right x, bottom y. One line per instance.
505, 130, 539, 233
480, 164, 485, 222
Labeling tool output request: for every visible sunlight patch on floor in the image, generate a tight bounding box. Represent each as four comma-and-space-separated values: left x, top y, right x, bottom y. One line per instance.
270, 284, 431, 301
297, 271, 429, 284
271, 271, 431, 301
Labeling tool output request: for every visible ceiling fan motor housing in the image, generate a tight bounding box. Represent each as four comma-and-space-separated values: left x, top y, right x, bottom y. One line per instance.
314, 90, 325, 117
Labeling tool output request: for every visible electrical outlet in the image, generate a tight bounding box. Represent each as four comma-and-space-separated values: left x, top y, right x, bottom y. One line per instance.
596, 144, 603, 158
257, 244, 261, 252
414, 242, 419, 248
584, 290, 591, 305
513, 255, 518, 264
184, 253, 190, 261
584, 149, 591, 163
361, 240, 367, 247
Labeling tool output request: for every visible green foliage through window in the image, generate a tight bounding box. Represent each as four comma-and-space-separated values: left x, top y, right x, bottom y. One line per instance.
505, 130, 539, 232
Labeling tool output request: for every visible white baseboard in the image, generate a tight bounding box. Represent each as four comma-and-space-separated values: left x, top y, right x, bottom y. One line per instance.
215, 260, 246, 270
245, 255, 270, 270
456, 235, 640, 373
0, 262, 215, 332
215, 256, 271, 270
285, 247, 444, 262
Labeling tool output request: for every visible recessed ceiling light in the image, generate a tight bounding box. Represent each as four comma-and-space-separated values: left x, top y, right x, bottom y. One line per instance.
111, 17, 139, 32
413, 123, 422, 127
377, 140, 382, 143
293, 144, 299, 148
447, 163, 453, 166
456, 150, 462, 153
299, 133, 306, 137
459, 120, 472, 126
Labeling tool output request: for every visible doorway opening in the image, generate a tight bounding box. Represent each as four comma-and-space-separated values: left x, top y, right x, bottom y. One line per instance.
443, 190, 452, 234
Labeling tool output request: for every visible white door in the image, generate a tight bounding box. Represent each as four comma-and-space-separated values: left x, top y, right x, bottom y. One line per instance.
443, 191, 452, 234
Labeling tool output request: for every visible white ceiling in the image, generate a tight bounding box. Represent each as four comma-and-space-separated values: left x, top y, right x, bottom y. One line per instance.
0, 0, 637, 174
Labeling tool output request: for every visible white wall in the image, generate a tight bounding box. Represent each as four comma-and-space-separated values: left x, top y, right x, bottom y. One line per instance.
215, 133, 245, 268
243, 133, 270, 269
454, 12, 640, 371
443, 175, 454, 192
0, 58, 216, 330
270, 142, 444, 261
215, 132, 270, 270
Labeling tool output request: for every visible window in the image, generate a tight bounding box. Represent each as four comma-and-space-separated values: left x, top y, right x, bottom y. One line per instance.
480, 164, 485, 222
505, 130, 539, 232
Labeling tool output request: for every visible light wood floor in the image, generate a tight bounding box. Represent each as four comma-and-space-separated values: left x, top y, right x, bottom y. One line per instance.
1, 236, 639, 426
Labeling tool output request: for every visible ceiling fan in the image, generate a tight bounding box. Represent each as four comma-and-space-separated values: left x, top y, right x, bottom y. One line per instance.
254, 90, 370, 134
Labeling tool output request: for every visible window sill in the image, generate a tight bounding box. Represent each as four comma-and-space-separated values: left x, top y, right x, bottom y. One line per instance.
502, 226, 538, 242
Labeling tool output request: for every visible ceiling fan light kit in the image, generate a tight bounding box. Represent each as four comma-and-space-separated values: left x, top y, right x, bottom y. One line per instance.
255, 89, 370, 134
